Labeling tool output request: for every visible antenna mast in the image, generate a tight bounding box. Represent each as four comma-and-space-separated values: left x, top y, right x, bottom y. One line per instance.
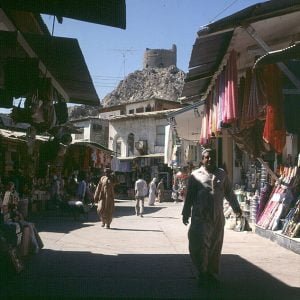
111, 48, 137, 78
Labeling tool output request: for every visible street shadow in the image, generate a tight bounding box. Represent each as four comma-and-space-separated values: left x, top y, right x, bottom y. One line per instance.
29, 214, 94, 234
29, 203, 166, 234
87, 203, 165, 222
110, 228, 163, 232
1, 250, 299, 300
145, 216, 180, 219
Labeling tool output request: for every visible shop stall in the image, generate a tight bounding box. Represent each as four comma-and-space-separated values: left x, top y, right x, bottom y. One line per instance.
111, 154, 173, 200
167, 1, 300, 251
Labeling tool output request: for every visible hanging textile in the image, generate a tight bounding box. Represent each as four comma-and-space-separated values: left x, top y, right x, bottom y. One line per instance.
54, 101, 68, 125
222, 50, 238, 125
282, 198, 300, 238
111, 157, 120, 172
217, 68, 225, 131
199, 103, 209, 145
230, 120, 267, 158
164, 125, 173, 166
239, 69, 252, 130
246, 68, 266, 124
214, 76, 221, 135
207, 91, 213, 139
262, 64, 286, 154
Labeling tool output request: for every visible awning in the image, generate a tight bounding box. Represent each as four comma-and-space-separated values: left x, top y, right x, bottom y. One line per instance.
167, 100, 205, 141
0, 128, 49, 142
70, 140, 112, 153
0, 31, 100, 106
254, 41, 300, 68
117, 153, 164, 160
200, 0, 300, 35
181, 0, 300, 102
23, 32, 100, 106
0, 0, 126, 29
181, 30, 233, 101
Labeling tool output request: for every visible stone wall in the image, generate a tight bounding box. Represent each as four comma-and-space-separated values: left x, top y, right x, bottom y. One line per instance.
143, 44, 177, 69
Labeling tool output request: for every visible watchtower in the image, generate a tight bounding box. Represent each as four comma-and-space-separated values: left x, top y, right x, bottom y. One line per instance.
143, 44, 177, 69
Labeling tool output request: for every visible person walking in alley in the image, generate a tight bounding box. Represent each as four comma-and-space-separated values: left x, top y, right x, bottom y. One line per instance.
94, 168, 115, 229
148, 177, 157, 206
157, 178, 165, 203
182, 148, 242, 288
134, 175, 148, 217
171, 182, 179, 203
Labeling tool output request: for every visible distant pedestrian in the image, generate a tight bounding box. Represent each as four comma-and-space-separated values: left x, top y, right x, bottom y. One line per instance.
76, 171, 87, 203
171, 183, 179, 203
50, 175, 61, 207
157, 179, 165, 203
148, 177, 157, 206
134, 176, 148, 217
94, 168, 115, 229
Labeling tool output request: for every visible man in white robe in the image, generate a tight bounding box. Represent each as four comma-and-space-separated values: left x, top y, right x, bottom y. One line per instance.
182, 149, 242, 287
134, 176, 148, 217
148, 178, 157, 206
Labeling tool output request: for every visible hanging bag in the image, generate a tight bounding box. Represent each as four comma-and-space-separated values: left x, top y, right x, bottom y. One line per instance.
10, 98, 32, 123
234, 215, 252, 232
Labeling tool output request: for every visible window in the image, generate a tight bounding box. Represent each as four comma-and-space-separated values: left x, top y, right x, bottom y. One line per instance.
127, 133, 134, 156
92, 124, 102, 131
136, 107, 144, 113
74, 128, 84, 140
190, 145, 198, 162
156, 125, 165, 146
128, 109, 134, 114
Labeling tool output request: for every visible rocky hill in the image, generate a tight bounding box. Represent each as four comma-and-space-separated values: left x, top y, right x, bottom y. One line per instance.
68, 105, 100, 120
68, 65, 185, 119
102, 65, 185, 107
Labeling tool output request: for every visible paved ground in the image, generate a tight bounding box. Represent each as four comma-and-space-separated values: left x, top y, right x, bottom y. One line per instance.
1, 200, 300, 299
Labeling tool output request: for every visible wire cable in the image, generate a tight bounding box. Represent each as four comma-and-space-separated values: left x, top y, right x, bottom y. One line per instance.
209, 0, 240, 24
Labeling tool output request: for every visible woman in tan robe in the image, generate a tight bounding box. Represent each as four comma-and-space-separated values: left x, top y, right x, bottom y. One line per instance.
94, 168, 115, 229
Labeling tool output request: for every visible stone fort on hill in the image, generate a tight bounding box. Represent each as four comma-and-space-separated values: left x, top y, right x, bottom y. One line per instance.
143, 44, 177, 69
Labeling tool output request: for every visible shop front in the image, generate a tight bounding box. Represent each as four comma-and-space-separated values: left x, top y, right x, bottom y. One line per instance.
170, 1, 300, 252
63, 141, 113, 182
112, 154, 173, 200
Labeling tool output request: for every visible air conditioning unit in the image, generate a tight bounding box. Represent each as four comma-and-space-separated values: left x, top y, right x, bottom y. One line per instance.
135, 140, 147, 150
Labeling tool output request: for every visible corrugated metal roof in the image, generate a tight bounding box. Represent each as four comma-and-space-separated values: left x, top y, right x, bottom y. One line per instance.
0, 0, 126, 29
109, 108, 180, 121
0, 30, 100, 106
23, 32, 100, 106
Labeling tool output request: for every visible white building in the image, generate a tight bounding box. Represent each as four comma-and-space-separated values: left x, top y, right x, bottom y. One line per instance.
109, 110, 176, 159
103, 99, 182, 197
70, 117, 108, 148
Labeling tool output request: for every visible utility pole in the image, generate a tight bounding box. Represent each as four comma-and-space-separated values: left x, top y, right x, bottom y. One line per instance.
111, 48, 137, 78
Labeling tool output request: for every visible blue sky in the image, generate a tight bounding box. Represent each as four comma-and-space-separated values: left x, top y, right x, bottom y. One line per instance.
1, 0, 263, 114
41, 0, 262, 103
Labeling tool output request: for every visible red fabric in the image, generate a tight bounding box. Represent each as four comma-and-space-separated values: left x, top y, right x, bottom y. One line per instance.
262, 65, 286, 154
223, 50, 238, 124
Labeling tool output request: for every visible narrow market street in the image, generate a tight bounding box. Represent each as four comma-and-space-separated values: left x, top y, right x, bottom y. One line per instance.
1, 200, 300, 300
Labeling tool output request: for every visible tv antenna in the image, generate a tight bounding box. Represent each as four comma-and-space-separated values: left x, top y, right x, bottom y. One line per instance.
111, 48, 138, 78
